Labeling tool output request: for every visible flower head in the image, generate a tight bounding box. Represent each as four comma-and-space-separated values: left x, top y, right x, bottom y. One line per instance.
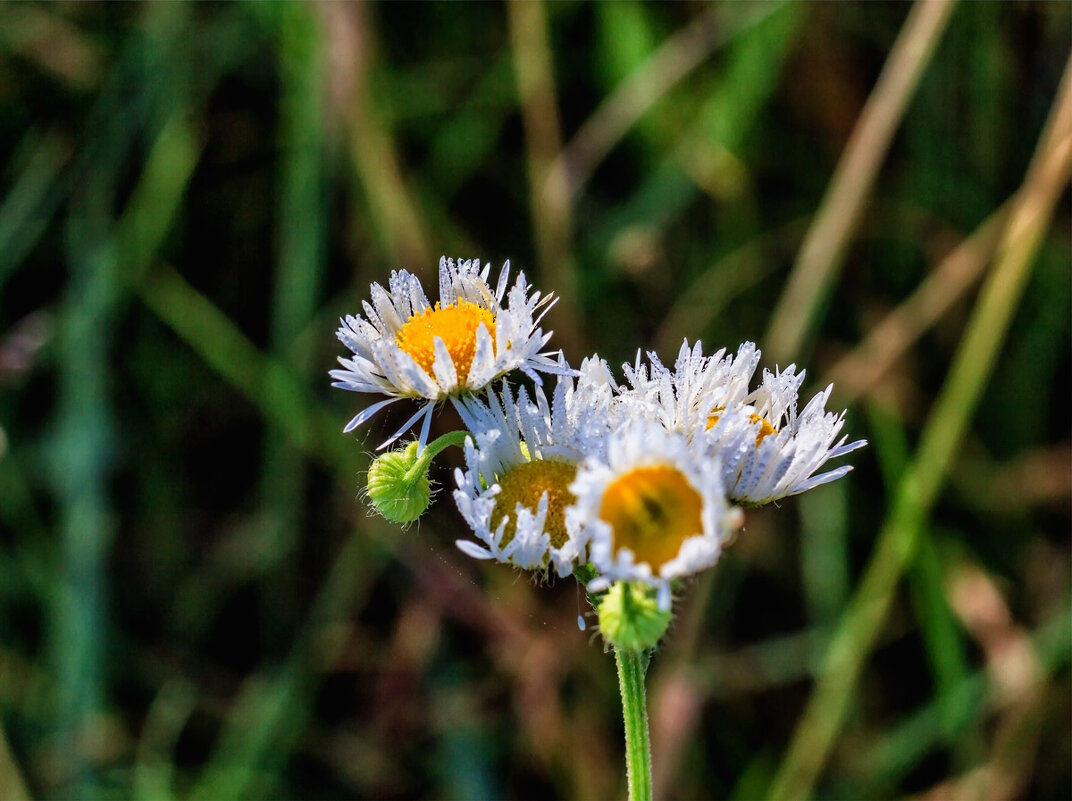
331, 257, 568, 449
453, 364, 612, 576
569, 419, 743, 609
615, 339, 865, 506
706, 365, 867, 504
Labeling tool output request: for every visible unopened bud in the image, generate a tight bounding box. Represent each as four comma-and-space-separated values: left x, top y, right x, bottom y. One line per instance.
597, 581, 671, 651
366, 441, 432, 524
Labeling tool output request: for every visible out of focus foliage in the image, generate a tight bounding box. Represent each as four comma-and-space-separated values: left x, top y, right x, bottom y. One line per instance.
0, 2, 1068, 799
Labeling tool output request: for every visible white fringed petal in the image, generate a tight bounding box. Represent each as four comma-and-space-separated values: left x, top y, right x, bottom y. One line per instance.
332, 257, 564, 440
567, 419, 739, 610
452, 369, 612, 576
706, 363, 867, 504
616, 339, 866, 505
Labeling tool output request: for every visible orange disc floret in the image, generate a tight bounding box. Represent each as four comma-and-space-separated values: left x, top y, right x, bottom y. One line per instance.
705, 406, 726, 430
599, 465, 703, 570
749, 414, 776, 444
707, 408, 777, 446
490, 459, 577, 550
395, 301, 496, 385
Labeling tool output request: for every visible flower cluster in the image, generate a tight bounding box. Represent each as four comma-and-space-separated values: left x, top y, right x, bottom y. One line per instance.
333, 258, 865, 647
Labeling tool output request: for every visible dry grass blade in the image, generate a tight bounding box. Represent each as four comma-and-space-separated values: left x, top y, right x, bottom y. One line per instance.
507, 0, 580, 347
551, 6, 720, 202
768, 53, 1072, 801
0, 4, 103, 88
955, 443, 1072, 513
655, 218, 807, 353
550, 4, 782, 202
824, 202, 1009, 405
765, 0, 958, 364
923, 562, 1048, 801
324, 2, 432, 269
0, 726, 29, 801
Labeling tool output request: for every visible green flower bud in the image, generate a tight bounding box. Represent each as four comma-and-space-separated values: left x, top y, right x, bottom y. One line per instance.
366, 441, 432, 524
597, 581, 671, 651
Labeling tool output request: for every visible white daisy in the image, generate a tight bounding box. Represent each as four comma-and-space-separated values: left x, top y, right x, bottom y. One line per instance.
706, 365, 867, 504
452, 365, 612, 576
331, 257, 567, 449
568, 419, 743, 610
618, 340, 761, 441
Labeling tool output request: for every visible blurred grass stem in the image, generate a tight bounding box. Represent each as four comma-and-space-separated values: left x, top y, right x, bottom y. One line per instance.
51, 134, 122, 801
508, 0, 580, 346
824, 202, 1009, 404
190, 525, 386, 800
0, 133, 70, 287
0, 725, 29, 801
553, 6, 720, 203
332, 2, 431, 268
138, 265, 359, 477
768, 54, 1072, 801
260, 1, 327, 628
553, 4, 782, 202
765, 0, 957, 364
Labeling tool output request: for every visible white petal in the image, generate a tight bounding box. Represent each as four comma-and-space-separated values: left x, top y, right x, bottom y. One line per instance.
370, 281, 404, 332
378, 402, 434, 450
467, 324, 497, 388
456, 540, 494, 560
343, 397, 401, 433
431, 336, 459, 393
416, 401, 435, 453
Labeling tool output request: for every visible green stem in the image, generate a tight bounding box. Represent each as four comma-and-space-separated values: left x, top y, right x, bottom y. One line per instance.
616, 648, 653, 801
404, 430, 470, 482
423, 429, 471, 459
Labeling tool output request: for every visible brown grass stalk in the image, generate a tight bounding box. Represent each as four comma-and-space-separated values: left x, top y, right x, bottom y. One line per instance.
764, 0, 958, 364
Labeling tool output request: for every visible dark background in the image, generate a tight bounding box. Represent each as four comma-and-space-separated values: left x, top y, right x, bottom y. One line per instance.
0, 2, 1069, 799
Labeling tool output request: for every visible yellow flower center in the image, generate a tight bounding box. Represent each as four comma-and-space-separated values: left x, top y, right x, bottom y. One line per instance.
598, 465, 703, 571
490, 459, 577, 550
395, 300, 496, 385
749, 414, 776, 444
705, 406, 726, 430
706, 408, 777, 445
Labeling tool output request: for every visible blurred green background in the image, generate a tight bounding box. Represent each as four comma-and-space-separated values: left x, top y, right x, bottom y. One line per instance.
0, 1, 1069, 799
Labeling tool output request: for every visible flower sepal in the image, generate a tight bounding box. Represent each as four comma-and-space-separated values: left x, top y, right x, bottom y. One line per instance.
366, 430, 470, 524
597, 580, 672, 652
366, 441, 433, 524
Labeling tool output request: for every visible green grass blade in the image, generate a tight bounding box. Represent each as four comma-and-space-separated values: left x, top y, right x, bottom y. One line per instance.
768, 58, 1072, 800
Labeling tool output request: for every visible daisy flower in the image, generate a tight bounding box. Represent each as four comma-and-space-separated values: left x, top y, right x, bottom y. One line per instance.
615, 339, 865, 505
706, 365, 867, 504
331, 257, 567, 449
568, 419, 743, 610
453, 364, 612, 575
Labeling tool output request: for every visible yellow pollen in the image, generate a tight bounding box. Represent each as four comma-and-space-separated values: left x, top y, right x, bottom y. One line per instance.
395, 300, 496, 385
705, 406, 726, 430
490, 460, 577, 550
598, 465, 703, 571
749, 414, 776, 445
706, 407, 777, 446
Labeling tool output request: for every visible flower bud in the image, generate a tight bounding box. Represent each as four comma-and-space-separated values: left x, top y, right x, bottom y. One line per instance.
365, 441, 432, 524
597, 581, 672, 652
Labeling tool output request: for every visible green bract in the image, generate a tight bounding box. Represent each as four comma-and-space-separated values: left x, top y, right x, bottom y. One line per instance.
597, 581, 672, 652
366, 441, 432, 524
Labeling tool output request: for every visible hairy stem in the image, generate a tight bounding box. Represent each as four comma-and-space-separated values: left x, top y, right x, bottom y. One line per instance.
616, 648, 653, 801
